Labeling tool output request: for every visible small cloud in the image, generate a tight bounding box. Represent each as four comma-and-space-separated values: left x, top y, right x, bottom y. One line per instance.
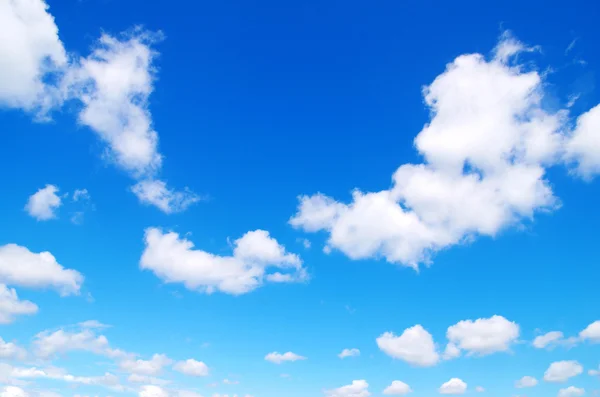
338, 348, 360, 359
25, 184, 62, 220
264, 352, 306, 364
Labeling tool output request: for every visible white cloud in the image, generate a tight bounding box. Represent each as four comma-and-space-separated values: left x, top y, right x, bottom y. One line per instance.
442, 343, 461, 360
0, 244, 83, 296
139, 385, 169, 397
446, 315, 519, 355
565, 104, 600, 178
78, 320, 109, 329
439, 378, 467, 395
515, 376, 538, 388
580, 321, 600, 342
140, 228, 306, 295
533, 331, 565, 349
0, 386, 29, 397
383, 381, 411, 395
558, 387, 585, 397
475, 387, 485, 393
589, 367, 599, 377
120, 354, 172, 376
131, 180, 200, 214
544, 361, 583, 383
289, 32, 573, 268
64, 31, 161, 176
0, 338, 27, 361
0, 285, 38, 324
0, 0, 66, 115
338, 348, 360, 359
222, 379, 238, 385
72, 189, 90, 202
128, 374, 170, 385
325, 380, 370, 397
25, 185, 62, 221
173, 359, 209, 377
33, 328, 109, 358
376, 325, 439, 367
264, 352, 306, 364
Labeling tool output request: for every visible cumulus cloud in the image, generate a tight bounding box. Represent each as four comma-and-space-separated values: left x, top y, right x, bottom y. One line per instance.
383, 381, 411, 395
338, 348, 360, 359
515, 376, 538, 388
439, 379, 467, 395
0, 386, 29, 397
265, 352, 306, 364
446, 315, 519, 356
33, 328, 109, 358
565, 104, 600, 178
325, 380, 370, 397
0, 0, 66, 115
544, 361, 583, 383
0, 285, 38, 324
376, 325, 439, 367
131, 180, 200, 214
289, 32, 600, 269
24, 185, 62, 221
558, 387, 585, 397
579, 321, 600, 342
140, 228, 306, 295
0, 338, 27, 361
119, 354, 172, 376
533, 331, 566, 349
173, 359, 209, 377
0, 244, 83, 296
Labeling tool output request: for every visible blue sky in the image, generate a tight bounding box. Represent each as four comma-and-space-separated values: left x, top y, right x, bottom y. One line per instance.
1, 0, 600, 397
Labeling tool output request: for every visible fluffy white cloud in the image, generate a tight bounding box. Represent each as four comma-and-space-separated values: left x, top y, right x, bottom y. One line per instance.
515, 376, 538, 388
533, 331, 565, 349
33, 328, 109, 358
288, 32, 596, 268
131, 180, 200, 214
24, 185, 61, 221
544, 361, 583, 383
0, 285, 38, 324
580, 321, 600, 342
439, 378, 467, 395
140, 228, 306, 295
338, 348, 360, 359
139, 385, 170, 397
589, 366, 599, 377
0, 338, 27, 360
566, 104, 600, 178
63, 31, 161, 176
173, 359, 209, 377
0, 244, 83, 296
376, 325, 439, 367
383, 381, 411, 395
120, 354, 172, 376
442, 343, 461, 360
0, 0, 66, 115
325, 380, 370, 397
0, 386, 29, 397
264, 352, 306, 364
558, 386, 585, 397
475, 387, 485, 393
446, 315, 519, 355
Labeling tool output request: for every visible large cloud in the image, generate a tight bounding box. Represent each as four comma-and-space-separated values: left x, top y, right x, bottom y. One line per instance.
140, 228, 307, 295
289, 33, 600, 268
0, 244, 83, 296
376, 325, 439, 367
